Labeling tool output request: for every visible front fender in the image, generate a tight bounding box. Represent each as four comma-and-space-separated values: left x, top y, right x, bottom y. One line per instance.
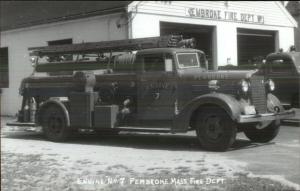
37, 99, 70, 127
267, 93, 284, 112
172, 93, 242, 133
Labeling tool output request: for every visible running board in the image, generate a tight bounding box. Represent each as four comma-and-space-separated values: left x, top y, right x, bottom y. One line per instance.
6, 121, 38, 127
5, 122, 172, 133
115, 126, 171, 133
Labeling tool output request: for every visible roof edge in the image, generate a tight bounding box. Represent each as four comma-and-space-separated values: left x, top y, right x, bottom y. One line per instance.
0, 5, 127, 32
275, 1, 298, 28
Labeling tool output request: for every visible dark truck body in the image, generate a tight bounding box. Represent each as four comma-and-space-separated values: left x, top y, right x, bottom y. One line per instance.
9, 36, 295, 151
264, 52, 300, 108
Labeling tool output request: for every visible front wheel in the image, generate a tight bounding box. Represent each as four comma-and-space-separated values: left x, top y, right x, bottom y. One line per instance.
195, 106, 237, 151
243, 120, 280, 143
292, 94, 300, 108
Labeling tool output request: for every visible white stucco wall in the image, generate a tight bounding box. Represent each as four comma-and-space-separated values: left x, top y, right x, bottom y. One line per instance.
0, 13, 128, 115
129, 12, 295, 68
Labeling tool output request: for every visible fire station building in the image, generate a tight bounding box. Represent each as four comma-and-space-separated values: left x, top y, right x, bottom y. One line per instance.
0, 1, 297, 115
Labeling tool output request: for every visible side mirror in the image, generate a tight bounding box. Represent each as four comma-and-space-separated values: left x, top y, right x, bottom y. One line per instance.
165, 59, 173, 72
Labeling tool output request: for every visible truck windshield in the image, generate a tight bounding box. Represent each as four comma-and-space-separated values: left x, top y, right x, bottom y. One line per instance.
176, 53, 200, 69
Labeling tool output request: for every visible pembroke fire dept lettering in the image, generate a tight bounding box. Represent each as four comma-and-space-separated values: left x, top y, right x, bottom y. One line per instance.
186, 7, 264, 24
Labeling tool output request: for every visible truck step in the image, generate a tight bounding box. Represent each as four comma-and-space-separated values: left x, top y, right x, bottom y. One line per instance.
6, 121, 38, 127
116, 126, 171, 133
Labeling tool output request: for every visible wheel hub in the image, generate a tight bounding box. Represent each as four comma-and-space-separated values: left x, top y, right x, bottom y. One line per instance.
48, 113, 62, 135
205, 116, 223, 140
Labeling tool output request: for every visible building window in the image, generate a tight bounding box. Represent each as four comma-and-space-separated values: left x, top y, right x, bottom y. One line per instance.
0, 47, 9, 88
47, 39, 72, 75
47, 38, 73, 61
48, 38, 72, 46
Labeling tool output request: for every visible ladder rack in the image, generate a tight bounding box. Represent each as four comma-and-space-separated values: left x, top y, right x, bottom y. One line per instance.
29, 35, 195, 57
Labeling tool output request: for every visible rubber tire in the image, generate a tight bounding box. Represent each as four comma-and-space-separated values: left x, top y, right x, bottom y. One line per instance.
195, 106, 237, 151
292, 94, 300, 108
41, 105, 70, 142
243, 120, 280, 143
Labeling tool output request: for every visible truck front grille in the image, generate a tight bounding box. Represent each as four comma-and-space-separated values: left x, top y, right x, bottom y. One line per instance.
250, 76, 267, 114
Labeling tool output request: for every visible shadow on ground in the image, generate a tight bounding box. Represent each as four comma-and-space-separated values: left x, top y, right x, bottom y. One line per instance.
282, 120, 300, 127
2, 130, 274, 152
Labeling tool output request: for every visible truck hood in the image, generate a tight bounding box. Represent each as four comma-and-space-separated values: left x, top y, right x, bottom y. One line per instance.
177, 68, 258, 80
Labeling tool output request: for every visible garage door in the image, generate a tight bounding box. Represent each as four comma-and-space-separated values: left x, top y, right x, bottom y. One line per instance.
237, 28, 276, 69
160, 22, 215, 69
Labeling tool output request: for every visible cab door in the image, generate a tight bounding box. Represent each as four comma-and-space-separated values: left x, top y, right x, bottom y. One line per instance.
136, 53, 177, 124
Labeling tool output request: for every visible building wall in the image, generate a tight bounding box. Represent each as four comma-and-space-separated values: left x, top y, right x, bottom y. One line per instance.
128, 1, 296, 67
295, 15, 300, 50
285, 1, 300, 50
129, 1, 296, 27
129, 8, 295, 67
0, 13, 128, 115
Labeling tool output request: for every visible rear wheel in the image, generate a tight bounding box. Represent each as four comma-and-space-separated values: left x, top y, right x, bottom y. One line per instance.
195, 106, 237, 151
292, 94, 300, 108
41, 105, 70, 142
243, 120, 280, 143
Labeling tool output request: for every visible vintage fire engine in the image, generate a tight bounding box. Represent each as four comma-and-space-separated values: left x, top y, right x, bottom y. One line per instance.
7, 35, 295, 151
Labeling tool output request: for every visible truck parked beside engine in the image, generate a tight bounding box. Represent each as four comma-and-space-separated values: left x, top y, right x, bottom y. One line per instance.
263, 51, 300, 109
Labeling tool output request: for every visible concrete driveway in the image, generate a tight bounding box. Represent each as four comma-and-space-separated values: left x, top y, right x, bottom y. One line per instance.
1, 116, 299, 191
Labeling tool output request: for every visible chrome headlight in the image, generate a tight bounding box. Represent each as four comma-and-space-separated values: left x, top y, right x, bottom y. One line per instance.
30, 56, 37, 63
266, 79, 275, 91
240, 79, 250, 93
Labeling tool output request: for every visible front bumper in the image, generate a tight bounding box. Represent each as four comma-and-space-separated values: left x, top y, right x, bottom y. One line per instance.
237, 109, 295, 123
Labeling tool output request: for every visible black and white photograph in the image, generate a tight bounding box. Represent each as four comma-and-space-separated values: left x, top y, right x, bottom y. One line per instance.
0, 1, 300, 190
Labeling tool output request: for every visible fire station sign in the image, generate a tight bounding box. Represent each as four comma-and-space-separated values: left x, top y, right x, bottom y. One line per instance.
186, 8, 264, 24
